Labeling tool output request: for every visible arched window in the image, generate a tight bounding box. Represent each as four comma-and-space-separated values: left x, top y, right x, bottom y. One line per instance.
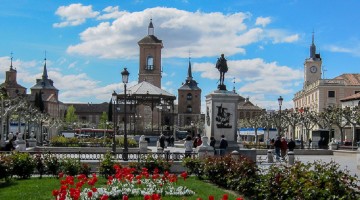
187, 93, 192, 100
146, 56, 154, 70
187, 105, 192, 113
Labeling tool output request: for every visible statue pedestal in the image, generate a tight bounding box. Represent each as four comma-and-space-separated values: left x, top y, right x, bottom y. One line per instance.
27, 138, 37, 147
15, 140, 26, 151
205, 90, 239, 143
138, 135, 148, 153
196, 136, 214, 158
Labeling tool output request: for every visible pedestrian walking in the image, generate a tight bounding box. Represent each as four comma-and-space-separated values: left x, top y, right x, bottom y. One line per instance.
184, 135, 193, 158
280, 137, 288, 159
274, 137, 282, 161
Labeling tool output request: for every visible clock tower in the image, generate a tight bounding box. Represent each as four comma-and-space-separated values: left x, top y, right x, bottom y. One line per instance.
304, 33, 322, 87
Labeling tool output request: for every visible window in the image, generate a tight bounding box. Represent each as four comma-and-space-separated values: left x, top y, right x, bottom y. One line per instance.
187, 105, 192, 113
145, 56, 154, 70
328, 91, 335, 98
187, 93, 192, 100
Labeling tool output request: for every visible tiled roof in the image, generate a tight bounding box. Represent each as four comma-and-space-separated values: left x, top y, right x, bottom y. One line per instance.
128, 81, 175, 97
179, 80, 201, 90
138, 35, 162, 44
334, 74, 360, 85
340, 93, 360, 102
67, 102, 109, 113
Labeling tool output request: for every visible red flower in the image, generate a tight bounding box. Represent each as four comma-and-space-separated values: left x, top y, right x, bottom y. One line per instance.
236, 198, 244, 200
91, 187, 97, 192
87, 191, 93, 198
122, 194, 129, 200
100, 194, 109, 200
181, 171, 188, 181
222, 194, 229, 200
58, 172, 64, 178
52, 189, 59, 197
152, 193, 161, 200
208, 195, 215, 200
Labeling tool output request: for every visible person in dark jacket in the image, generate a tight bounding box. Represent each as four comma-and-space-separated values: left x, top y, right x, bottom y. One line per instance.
274, 137, 282, 161
219, 135, 228, 156
288, 138, 296, 151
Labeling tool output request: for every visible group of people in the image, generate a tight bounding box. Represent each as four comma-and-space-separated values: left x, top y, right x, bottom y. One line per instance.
184, 134, 228, 157
158, 133, 175, 149
272, 137, 296, 161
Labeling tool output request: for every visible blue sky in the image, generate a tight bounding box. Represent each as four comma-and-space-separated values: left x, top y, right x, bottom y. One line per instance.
0, 0, 359, 112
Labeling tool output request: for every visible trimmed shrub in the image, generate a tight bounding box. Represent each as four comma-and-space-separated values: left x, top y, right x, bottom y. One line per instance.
35, 154, 45, 178
44, 153, 61, 177
99, 152, 116, 178
79, 163, 91, 177
10, 152, 36, 179
61, 158, 80, 176
253, 160, 360, 200
182, 157, 205, 179
0, 153, 13, 182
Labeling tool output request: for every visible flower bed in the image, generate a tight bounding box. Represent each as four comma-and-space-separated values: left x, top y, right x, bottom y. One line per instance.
53, 165, 195, 200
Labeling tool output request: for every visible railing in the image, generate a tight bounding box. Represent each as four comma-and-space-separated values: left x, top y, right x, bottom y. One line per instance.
0, 150, 198, 162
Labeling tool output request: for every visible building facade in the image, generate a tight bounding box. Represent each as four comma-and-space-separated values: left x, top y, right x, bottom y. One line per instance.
177, 59, 202, 132
293, 34, 360, 142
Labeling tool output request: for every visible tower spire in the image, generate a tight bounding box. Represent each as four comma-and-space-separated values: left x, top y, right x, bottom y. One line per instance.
42, 51, 48, 80
187, 56, 193, 81
310, 30, 316, 58
10, 52, 13, 70
148, 18, 154, 35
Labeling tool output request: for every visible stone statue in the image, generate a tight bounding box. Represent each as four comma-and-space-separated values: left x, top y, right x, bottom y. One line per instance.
215, 54, 228, 89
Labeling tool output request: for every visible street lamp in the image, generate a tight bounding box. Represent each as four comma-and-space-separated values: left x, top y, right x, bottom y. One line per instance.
121, 67, 129, 161
111, 91, 117, 154
277, 96, 283, 136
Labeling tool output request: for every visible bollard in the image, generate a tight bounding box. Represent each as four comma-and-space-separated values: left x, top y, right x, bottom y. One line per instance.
231, 150, 240, 161
267, 150, 273, 163
288, 151, 295, 165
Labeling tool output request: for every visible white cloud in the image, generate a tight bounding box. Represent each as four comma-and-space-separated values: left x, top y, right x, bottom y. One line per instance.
53, 3, 99, 28
193, 57, 302, 96
97, 6, 126, 20
255, 16, 271, 27
68, 61, 77, 69
66, 7, 298, 59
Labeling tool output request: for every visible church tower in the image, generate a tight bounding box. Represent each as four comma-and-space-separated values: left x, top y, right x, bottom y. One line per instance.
0, 54, 26, 98
304, 32, 322, 87
30, 57, 60, 117
178, 58, 202, 129
137, 19, 163, 87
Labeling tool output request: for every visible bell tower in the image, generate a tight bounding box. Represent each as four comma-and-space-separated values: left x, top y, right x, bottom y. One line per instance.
304, 32, 322, 87
138, 19, 163, 88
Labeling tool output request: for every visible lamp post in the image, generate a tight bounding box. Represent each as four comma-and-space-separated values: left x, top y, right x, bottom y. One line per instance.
277, 96, 283, 136
111, 91, 117, 154
121, 68, 129, 161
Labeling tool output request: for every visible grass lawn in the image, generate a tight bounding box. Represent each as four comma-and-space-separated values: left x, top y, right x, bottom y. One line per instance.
0, 176, 244, 200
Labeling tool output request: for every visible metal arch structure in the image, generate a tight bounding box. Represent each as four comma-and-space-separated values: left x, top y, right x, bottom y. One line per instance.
113, 81, 176, 136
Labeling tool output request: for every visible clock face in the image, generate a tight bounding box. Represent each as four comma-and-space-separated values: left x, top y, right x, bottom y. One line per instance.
310, 66, 317, 73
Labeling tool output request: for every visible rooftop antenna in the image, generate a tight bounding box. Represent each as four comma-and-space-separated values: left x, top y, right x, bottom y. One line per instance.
322, 66, 327, 79
232, 77, 236, 93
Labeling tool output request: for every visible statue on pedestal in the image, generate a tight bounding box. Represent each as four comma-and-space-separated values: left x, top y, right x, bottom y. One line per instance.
215, 54, 228, 90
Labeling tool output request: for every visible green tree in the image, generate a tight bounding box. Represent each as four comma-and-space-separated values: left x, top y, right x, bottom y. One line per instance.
98, 112, 108, 129
65, 105, 78, 123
